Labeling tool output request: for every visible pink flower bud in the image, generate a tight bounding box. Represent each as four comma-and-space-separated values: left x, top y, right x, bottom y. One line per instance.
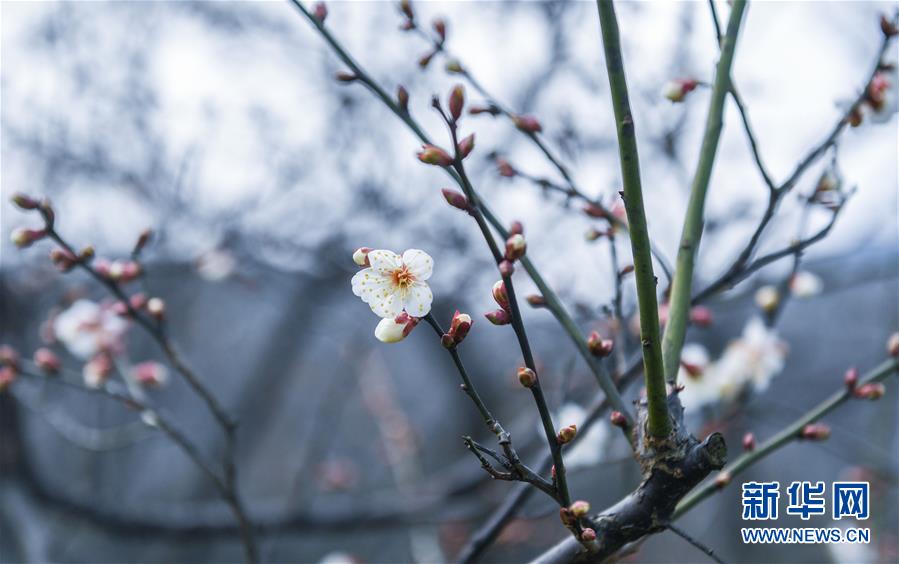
517, 366, 536, 388
441, 188, 470, 212
112, 301, 130, 317
557, 424, 577, 444
854, 382, 885, 400
469, 104, 499, 116
887, 332, 899, 357
508, 221, 524, 236
569, 500, 590, 517
418, 51, 435, 69
449, 310, 472, 345
559, 507, 575, 526
609, 410, 628, 428
492, 280, 510, 312
83, 354, 113, 388
94, 258, 112, 279
485, 309, 510, 326
335, 71, 358, 83
49, 248, 78, 272
619, 264, 635, 276
587, 331, 614, 357
662, 78, 699, 102
496, 158, 516, 178
312, 2, 328, 24
397, 85, 410, 112
714, 472, 732, 489
353, 247, 372, 267
432, 18, 446, 42
866, 72, 890, 111
844, 367, 859, 391
129, 292, 148, 311
0, 366, 15, 391
119, 261, 142, 283
457, 133, 475, 159
690, 306, 713, 327
417, 144, 454, 167
0, 345, 19, 369
498, 260, 514, 277
504, 234, 526, 261
742, 432, 756, 452
10, 228, 45, 249
448, 84, 465, 121
581, 528, 597, 543
147, 297, 166, 320
11, 193, 39, 210
582, 203, 607, 219
526, 294, 546, 308
512, 114, 542, 133
445, 59, 463, 74
800, 423, 831, 441
133, 361, 169, 387
34, 348, 60, 374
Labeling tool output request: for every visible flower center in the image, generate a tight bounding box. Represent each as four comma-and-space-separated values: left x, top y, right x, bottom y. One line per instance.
391, 265, 416, 290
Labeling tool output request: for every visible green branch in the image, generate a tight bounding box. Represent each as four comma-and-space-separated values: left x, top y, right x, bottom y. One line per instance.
596, 0, 669, 437
661, 0, 747, 383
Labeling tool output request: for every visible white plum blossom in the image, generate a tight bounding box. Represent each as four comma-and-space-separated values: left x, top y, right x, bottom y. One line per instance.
679, 318, 788, 410
789, 271, 823, 298
195, 248, 237, 282
351, 249, 434, 318
53, 299, 128, 360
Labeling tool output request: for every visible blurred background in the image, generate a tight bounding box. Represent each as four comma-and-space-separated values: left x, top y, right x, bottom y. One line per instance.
1, 1, 897, 563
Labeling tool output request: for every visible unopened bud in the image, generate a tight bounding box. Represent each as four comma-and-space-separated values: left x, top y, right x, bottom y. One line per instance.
79, 246, 95, 261
445, 59, 463, 74
147, 297, 166, 320
432, 18, 446, 42
0, 366, 15, 391
457, 133, 475, 159
848, 106, 863, 127
854, 382, 885, 400
133, 361, 169, 387
83, 354, 113, 388
11, 228, 45, 249
130, 292, 148, 310
609, 410, 628, 428
690, 306, 713, 327
742, 432, 756, 452
508, 221, 524, 236
133, 228, 152, 255
581, 528, 597, 543
526, 294, 546, 308
469, 104, 499, 116
312, 2, 328, 24
34, 348, 60, 374
662, 78, 699, 102
400, 0, 414, 20
887, 332, 899, 357
353, 247, 372, 267
397, 85, 410, 112
569, 500, 590, 518
492, 280, 510, 312
418, 51, 435, 69
335, 71, 358, 83
441, 188, 470, 212
559, 507, 575, 526
517, 366, 536, 388
496, 158, 516, 178
485, 309, 510, 326
512, 114, 542, 133
94, 258, 111, 278
498, 260, 514, 277
504, 234, 526, 261
0, 345, 19, 369
881, 14, 899, 37
800, 423, 831, 441
557, 424, 577, 444
583, 203, 607, 219
448, 84, 465, 121
844, 367, 859, 391
375, 313, 418, 343
587, 331, 614, 357
714, 472, 732, 489
49, 248, 78, 272
754, 285, 780, 313
448, 310, 473, 345
618, 264, 635, 276
11, 193, 39, 210
417, 144, 454, 167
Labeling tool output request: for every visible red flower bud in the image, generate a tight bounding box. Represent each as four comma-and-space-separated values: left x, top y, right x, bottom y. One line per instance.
526, 294, 546, 308
492, 280, 510, 312
397, 85, 410, 112
557, 424, 577, 444
457, 133, 475, 159
441, 188, 470, 212
587, 331, 613, 357
581, 528, 597, 543
887, 332, 899, 357
49, 248, 78, 272
504, 234, 526, 261
498, 260, 514, 277
448, 310, 473, 345
34, 348, 60, 374
312, 2, 328, 24
449, 84, 465, 121
512, 114, 542, 133
569, 500, 590, 517
0, 366, 15, 391
353, 247, 372, 267
508, 221, 524, 236
742, 432, 756, 452
582, 203, 607, 219
854, 382, 885, 400
417, 144, 454, 167
800, 423, 831, 441
10, 228, 45, 249
844, 367, 859, 391
496, 158, 516, 178
130, 292, 148, 310
0, 345, 19, 369
432, 18, 446, 42
517, 366, 536, 388
133, 228, 153, 255
690, 306, 714, 327
485, 309, 510, 326
11, 193, 39, 210
609, 410, 628, 428
335, 71, 357, 83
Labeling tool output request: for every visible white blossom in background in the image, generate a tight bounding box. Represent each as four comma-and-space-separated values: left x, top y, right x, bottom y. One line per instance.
826, 521, 879, 563
547, 403, 611, 469
351, 249, 434, 318
679, 318, 788, 410
318, 552, 358, 564
789, 270, 824, 297
53, 299, 129, 359
195, 248, 237, 282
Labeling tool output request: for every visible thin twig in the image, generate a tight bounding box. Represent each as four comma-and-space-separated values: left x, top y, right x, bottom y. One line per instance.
668, 524, 726, 564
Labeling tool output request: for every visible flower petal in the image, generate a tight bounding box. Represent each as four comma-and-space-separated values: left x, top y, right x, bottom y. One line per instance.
402, 249, 433, 281
403, 281, 433, 317
370, 289, 404, 318
368, 250, 402, 275
351, 268, 392, 302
